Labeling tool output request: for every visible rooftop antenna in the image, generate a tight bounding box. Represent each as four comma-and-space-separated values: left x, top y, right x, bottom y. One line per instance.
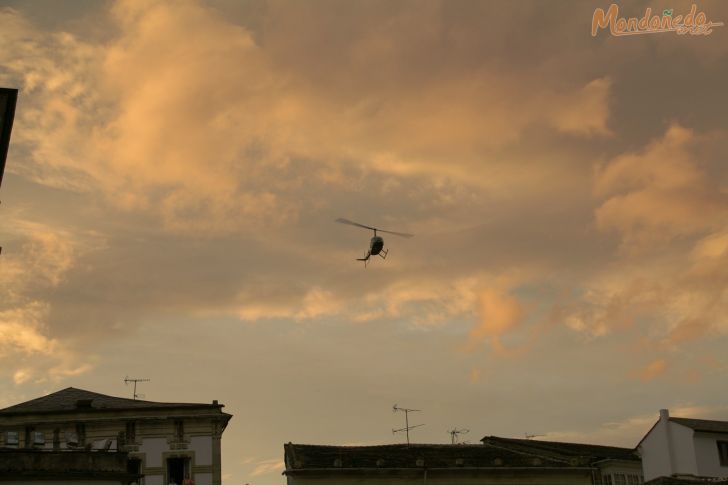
392, 404, 424, 446
525, 433, 544, 440
124, 376, 150, 400
448, 427, 469, 444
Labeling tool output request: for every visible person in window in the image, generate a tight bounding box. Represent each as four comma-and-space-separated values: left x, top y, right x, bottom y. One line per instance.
182, 474, 194, 485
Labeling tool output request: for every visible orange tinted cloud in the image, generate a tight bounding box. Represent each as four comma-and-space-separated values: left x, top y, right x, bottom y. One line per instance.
465, 288, 523, 353
2, 0, 615, 236
630, 359, 668, 381
663, 319, 711, 346
595, 124, 728, 248
0, 219, 92, 384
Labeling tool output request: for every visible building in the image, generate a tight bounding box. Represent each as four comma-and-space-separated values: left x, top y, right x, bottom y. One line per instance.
638, 409, 728, 482
0, 387, 232, 485
644, 478, 728, 485
0, 87, 17, 188
283, 441, 631, 485
0, 449, 139, 485
482, 436, 643, 485
0, 87, 18, 256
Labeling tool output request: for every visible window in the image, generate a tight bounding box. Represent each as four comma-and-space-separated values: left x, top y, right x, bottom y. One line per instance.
718, 441, 728, 466
65, 431, 79, 447
603, 474, 613, 485
32, 431, 44, 446
75, 423, 86, 446
126, 421, 137, 444
167, 457, 189, 485
5, 431, 19, 447
614, 474, 627, 485
128, 458, 142, 475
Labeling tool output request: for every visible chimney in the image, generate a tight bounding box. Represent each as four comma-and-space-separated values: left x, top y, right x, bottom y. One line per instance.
659, 409, 670, 421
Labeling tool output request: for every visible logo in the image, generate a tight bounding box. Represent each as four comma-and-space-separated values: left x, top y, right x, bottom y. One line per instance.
592, 4, 724, 37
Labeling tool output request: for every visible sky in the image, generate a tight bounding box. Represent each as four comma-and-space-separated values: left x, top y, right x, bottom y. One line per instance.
1, 0, 728, 483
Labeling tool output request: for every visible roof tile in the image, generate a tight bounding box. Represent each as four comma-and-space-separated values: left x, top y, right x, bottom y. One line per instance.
0, 387, 218, 415
669, 417, 728, 434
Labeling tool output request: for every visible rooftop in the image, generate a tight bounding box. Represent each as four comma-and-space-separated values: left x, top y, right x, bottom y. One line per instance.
669, 417, 728, 434
645, 477, 728, 485
0, 387, 224, 415
284, 443, 594, 472
481, 436, 639, 465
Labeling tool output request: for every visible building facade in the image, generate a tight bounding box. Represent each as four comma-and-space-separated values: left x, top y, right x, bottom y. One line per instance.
0, 87, 17, 188
0, 449, 138, 485
283, 441, 639, 485
0, 388, 231, 485
638, 409, 728, 481
481, 436, 643, 485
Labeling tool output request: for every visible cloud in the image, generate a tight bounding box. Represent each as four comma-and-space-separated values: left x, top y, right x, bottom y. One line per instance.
550, 122, 728, 369
0, 304, 55, 357
630, 359, 668, 382
0, 219, 93, 384
0, 0, 725, 396
233, 287, 344, 322
1, 0, 617, 237
0, 221, 77, 291
0, 303, 93, 384
542, 404, 728, 447
542, 412, 657, 447
551, 77, 613, 136
594, 124, 728, 249
465, 288, 524, 353
250, 458, 285, 477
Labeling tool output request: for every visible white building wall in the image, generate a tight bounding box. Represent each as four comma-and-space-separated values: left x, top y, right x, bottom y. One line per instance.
146, 474, 164, 485
190, 436, 213, 466
669, 422, 697, 475
694, 432, 728, 478
640, 417, 673, 481
194, 472, 213, 485
140, 437, 168, 467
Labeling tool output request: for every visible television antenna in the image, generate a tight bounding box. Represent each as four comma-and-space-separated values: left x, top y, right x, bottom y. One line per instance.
392, 404, 424, 446
448, 427, 469, 444
525, 433, 544, 440
124, 376, 150, 400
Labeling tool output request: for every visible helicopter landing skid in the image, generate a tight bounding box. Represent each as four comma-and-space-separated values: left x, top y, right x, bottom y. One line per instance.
357, 251, 372, 268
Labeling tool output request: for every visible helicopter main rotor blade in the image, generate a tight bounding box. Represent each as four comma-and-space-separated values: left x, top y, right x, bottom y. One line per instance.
377, 228, 414, 239
335, 218, 414, 238
335, 218, 377, 231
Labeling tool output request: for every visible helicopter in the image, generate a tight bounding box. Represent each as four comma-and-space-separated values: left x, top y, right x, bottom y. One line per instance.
335, 218, 414, 267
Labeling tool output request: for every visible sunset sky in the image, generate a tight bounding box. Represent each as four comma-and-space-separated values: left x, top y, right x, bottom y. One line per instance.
2, 0, 728, 483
